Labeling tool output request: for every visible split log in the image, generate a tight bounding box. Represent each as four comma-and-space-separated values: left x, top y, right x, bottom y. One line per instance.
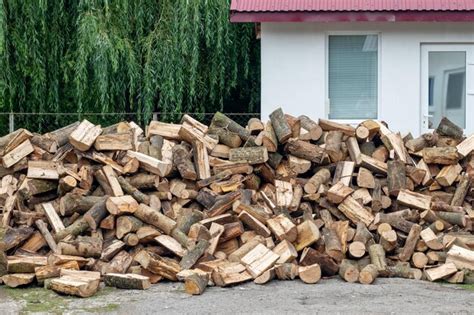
423, 147, 459, 165
399, 224, 422, 262
424, 262, 458, 282
397, 189, 431, 211
275, 263, 299, 280
337, 196, 374, 226
266, 214, 297, 242
106, 195, 138, 215
134, 250, 180, 281
94, 132, 132, 151
104, 273, 151, 290
68, 120, 102, 151
2, 273, 35, 288
387, 160, 406, 196
180, 239, 209, 270
241, 243, 279, 278
2, 140, 34, 168
49, 275, 100, 298
183, 271, 209, 295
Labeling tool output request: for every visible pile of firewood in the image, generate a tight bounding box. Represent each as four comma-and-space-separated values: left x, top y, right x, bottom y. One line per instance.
0, 109, 473, 297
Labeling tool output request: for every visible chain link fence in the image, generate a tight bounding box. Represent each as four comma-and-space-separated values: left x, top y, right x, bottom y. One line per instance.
0, 112, 261, 135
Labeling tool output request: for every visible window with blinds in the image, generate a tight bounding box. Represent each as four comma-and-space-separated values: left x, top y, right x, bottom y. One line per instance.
328, 35, 378, 119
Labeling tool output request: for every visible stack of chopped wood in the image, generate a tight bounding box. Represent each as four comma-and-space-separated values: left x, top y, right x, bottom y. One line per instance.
0, 110, 473, 297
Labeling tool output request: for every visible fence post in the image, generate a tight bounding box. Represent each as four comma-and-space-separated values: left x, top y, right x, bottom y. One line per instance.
152, 112, 158, 121
9, 112, 14, 133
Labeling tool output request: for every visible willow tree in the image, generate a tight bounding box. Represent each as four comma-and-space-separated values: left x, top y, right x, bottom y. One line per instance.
0, 0, 259, 133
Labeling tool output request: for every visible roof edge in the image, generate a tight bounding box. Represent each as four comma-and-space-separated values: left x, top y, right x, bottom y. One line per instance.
230, 11, 474, 23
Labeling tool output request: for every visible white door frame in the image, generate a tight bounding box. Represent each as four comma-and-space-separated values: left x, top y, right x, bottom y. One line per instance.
421, 44, 474, 134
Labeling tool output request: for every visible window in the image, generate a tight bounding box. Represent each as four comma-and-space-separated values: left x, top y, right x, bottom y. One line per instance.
328, 35, 378, 119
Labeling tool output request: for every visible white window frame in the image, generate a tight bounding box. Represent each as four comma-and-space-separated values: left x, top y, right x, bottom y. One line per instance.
325, 31, 382, 125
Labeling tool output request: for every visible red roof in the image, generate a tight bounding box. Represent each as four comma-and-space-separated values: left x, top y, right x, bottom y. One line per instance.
230, 0, 474, 22
231, 0, 474, 12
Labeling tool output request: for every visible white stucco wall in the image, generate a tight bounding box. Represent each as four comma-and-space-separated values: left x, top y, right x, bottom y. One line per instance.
261, 22, 474, 135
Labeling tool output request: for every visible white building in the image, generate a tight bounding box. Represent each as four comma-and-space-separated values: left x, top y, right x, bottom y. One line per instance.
231, 0, 474, 135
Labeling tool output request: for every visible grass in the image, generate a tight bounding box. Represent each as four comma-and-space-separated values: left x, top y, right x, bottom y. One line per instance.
4, 286, 71, 314
458, 284, 474, 291
3, 285, 119, 314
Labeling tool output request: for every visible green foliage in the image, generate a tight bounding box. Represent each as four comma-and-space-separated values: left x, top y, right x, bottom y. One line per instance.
0, 0, 260, 133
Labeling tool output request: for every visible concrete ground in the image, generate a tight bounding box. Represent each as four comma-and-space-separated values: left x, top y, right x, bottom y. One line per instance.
0, 278, 472, 314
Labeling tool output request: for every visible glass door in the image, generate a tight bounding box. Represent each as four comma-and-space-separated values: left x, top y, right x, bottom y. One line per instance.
421, 44, 474, 134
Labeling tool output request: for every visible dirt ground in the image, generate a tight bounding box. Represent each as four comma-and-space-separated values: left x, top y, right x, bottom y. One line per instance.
0, 278, 472, 314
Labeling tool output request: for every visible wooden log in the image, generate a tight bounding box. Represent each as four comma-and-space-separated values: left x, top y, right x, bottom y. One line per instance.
116, 216, 144, 239
353, 222, 373, 245
346, 137, 362, 165
327, 182, 353, 204
34, 261, 79, 283
360, 154, 388, 174
68, 120, 102, 151
83, 196, 108, 231
2, 227, 34, 251
325, 131, 344, 162
406, 133, 438, 152
104, 273, 151, 290
436, 211, 466, 227
386, 262, 422, 280
451, 174, 471, 206
208, 126, 242, 148
436, 117, 463, 139
117, 176, 150, 204
294, 220, 320, 251
304, 169, 331, 194
411, 252, 429, 269
333, 161, 354, 187
387, 160, 406, 197
298, 264, 321, 284
420, 227, 444, 250
35, 219, 58, 253
147, 121, 181, 140
247, 118, 264, 135
285, 138, 325, 163
187, 153, 213, 178
266, 214, 297, 242
183, 271, 209, 295
254, 268, 275, 285
269, 108, 292, 144
368, 244, 387, 273
179, 125, 217, 152
134, 203, 176, 235
456, 134, 474, 158
355, 125, 370, 142
241, 243, 279, 278
207, 191, 241, 217
397, 189, 431, 211
106, 195, 138, 215
298, 115, 322, 141
380, 230, 397, 252
299, 247, 338, 276
180, 239, 209, 270
27, 160, 59, 180
357, 167, 375, 189
49, 275, 99, 298
399, 224, 422, 262
134, 250, 180, 281
338, 196, 374, 226
58, 236, 102, 258
7, 255, 47, 273
211, 112, 251, 141
446, 245, 474, 271
275, 263, 299, 280
348, 241, 366, 258
2, 273, 35, 288
229, 147, 268, 165
359, 264, 378, 285
423, 147, 459, 165
374, 211, 415, 234
40, 202, 64, 234
436, 164, 462, 187
54, 217, 89, 242
2, 139, 34, 168
126, 150, 172, 177
173, 143, 197, 180
338, 259, 359, 283
238, 211, 271, 237
318, 119, 355, 136
424, 262, 458, 282
94, 132, 132, 151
